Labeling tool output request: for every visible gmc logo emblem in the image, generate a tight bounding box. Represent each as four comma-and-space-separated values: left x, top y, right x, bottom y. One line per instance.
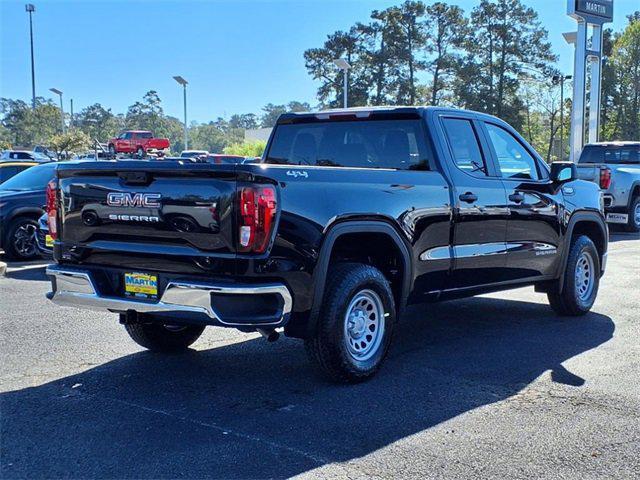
106, 192, 162, 208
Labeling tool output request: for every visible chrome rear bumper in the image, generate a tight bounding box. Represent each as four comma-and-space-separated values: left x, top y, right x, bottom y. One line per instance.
46, 265, 292, 327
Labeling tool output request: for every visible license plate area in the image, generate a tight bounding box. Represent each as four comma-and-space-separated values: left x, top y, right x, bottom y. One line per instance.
124, 272, 158, 299
606, 213, 628, 224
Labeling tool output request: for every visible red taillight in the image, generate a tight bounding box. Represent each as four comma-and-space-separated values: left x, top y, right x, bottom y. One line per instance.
599, 167, 612, 190
238, 185, 277, 253
46, 180, 58, 240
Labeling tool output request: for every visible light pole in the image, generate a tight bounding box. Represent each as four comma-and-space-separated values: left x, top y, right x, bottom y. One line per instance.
553, 74, 572, 161
49, 88, 64, 132
173, 76, 188, 150
25, 4, 36, 109
333, 58, 351, 108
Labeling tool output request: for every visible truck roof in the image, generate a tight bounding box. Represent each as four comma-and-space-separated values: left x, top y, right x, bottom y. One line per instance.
276, 106, 493, 124
584, 141, 640, 147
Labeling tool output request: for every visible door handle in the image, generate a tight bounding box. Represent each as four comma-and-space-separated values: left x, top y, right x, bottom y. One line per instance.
509, 192, 525, 203
459, 192, 478, 203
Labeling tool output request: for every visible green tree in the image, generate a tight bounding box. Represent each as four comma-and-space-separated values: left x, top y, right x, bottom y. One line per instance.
260, 102, 311, 127
125, 90, 166, 135
229, 113, 259, 130
223, 140, 266, 157
304, 27, 370, 108
189, 123, 228, 153
454, 0, 556, 129
373, 1, 427, 104
77, 103, 121, 142
48, 130, 91, 159
0, 97, 61, 147
602, 14, 640, 140
424, 2, 467, 106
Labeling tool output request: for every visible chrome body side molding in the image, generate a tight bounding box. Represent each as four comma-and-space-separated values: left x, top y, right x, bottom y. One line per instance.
420, 242, 557, 261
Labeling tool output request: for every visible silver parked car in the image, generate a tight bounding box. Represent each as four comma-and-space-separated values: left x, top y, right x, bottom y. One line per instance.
577, 142, 640, 232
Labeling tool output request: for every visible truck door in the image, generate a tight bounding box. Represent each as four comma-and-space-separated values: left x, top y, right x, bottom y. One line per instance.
439, 115, 509, 289
480, 121, 563, 280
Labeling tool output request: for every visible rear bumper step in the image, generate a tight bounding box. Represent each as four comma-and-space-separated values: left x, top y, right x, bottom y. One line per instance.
46, 265, 292, 327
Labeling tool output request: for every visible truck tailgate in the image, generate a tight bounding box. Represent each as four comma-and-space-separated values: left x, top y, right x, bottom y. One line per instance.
56, 161, 237, 272
576, 164, 600, 183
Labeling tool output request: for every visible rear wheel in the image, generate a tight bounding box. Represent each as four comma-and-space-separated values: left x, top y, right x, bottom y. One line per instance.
624, 196, 640, 232
3, 217, 41, 260
108, 144, 116, 157
305, 263, 396, 383
547, 235, 600, 316
137, 147, 145, 158
122, 316, 205, 352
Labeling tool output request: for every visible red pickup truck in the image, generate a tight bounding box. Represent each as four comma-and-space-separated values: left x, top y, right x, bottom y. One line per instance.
108, 131, 170, 157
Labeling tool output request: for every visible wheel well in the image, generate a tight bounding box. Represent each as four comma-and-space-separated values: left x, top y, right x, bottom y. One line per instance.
631, 185, 640, 200
572, 221, 605, 263
329, 232, 405, 308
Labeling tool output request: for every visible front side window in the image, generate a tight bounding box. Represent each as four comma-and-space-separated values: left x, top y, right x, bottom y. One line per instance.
441, 118, 488, 177
485, 123, 540, 181
265, 119, 430, 170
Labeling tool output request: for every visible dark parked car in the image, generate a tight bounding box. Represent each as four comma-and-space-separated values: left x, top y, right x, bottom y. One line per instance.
0, 162, 58, 259
45, 107, 607, 382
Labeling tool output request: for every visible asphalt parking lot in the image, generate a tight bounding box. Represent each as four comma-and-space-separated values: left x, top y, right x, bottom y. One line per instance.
1, 232, 638, 479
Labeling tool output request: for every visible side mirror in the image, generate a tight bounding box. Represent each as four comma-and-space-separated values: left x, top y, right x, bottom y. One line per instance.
550, 161, 577, 183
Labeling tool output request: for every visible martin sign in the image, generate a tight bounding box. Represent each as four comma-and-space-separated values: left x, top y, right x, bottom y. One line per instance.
570, 0, 613, 23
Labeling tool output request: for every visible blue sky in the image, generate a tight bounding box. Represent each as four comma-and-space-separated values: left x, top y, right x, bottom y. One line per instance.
1, 0, 637, 123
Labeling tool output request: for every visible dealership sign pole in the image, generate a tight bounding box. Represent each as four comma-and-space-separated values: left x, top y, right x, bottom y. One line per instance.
566, 0, 613, 162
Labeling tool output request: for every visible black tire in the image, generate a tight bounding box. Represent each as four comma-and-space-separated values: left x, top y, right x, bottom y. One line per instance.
108, 144, 116, 157
547, 235, 600, 316
137, 147, 145, 159
3, 216, 41, 260
623, 196, 640, 233
305, 263, 396, 383
122, 316, 205, 352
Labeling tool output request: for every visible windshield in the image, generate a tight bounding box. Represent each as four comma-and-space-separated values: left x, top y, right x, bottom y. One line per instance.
0, 163, 56, 190
579, 146, 640, 164
265, 119, 430, 170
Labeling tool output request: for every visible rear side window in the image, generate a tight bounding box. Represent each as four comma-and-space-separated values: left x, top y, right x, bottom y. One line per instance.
441, 118, 488, 177
265, 119, 430, 170
137, 132, 153, 139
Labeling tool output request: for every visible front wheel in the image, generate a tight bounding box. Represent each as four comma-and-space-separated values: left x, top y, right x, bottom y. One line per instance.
122, 316, 205, 352
108, 144, 116, 157
624, 196, 640, 233
305, 263, 396, 383
137, 147, 145, 159
547, 235, 600, 316
3, 217, 41, 260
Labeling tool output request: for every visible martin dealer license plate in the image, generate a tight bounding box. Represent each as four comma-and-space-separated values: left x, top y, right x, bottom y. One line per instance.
124, 272, 158, 298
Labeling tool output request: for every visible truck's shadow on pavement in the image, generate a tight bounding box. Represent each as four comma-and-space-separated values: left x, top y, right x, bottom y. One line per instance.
1, 297, 614, 479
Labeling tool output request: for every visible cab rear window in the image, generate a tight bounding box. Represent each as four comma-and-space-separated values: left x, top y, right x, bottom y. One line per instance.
579, 146, 640, 164
265, 119, 430, 170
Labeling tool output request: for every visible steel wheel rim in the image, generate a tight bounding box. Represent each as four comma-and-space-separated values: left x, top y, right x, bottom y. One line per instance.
575, 250, 595, 302
343, 289, 385, 361
13, 223, 37, 257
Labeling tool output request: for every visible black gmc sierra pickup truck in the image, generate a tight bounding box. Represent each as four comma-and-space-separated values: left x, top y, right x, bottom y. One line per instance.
46, 107, 608, 382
